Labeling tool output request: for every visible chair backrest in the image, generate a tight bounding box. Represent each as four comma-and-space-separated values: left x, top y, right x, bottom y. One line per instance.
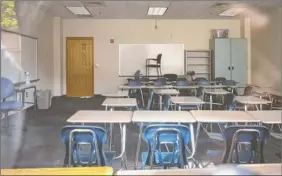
223, 80, 237, 86
61, 125, 107, 166
196, 80, 210, 86
243, 86, 253, 96
215, 77, 227, 84
196, 87, 205, 99
134, 70, 141, 81
156, 54, 162, 64
223, 93, 235, 110
1, 77, 15, 100
143, 124, 191, 167
153, 78, 166, 86
176, 80, 189, 87
163, 74, 177, 82
222, 125, 269, 164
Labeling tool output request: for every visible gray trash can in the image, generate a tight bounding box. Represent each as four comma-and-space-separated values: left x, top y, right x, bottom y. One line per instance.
36, 89, 52, 109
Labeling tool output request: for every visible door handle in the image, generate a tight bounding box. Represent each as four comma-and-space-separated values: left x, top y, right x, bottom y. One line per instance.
232, 66, 234, 70
228, 66, 230, 70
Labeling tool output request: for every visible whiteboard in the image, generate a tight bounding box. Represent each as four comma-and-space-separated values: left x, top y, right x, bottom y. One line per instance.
1, 30, 37, 83
119, 44, 185, 76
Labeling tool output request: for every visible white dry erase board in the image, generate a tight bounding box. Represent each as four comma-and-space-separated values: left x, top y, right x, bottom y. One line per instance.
119, 44, 185, 76
1, 30, 38, 83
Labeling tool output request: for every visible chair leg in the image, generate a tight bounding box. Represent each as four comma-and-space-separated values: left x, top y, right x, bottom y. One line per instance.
3, 112, 9, 128
134, 124, 143, 169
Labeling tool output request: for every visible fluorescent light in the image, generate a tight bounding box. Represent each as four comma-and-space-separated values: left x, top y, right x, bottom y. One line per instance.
147, 7, 167, 16
66, 6, 91, 15
219, 8, 246, 17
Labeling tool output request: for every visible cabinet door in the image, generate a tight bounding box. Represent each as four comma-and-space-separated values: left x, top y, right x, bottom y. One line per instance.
230, 39, 248, 84
212, 39, 231, 80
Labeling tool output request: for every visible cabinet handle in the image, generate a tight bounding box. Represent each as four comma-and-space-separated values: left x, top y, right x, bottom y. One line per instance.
232, 66, 234, 70
228, 66, 230, 70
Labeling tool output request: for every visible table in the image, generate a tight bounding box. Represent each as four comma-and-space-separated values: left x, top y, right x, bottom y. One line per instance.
148, 85, 173, 89
115, 163, 282, 175
132, 111, 196, 169
204, 89, 229, 110
200, 85, 227, 89
119, 85, 145, 107
15, 84, 37, 109
102, 98, 138, 110
1, 167, 113, 175
153, 89, 179, 110
247, 110, 282, 124
102, 91, 129, 98
171, 96, 205, 110
190, 110, 260, 141
67, 110, 132, 169
235, 96, 272, 111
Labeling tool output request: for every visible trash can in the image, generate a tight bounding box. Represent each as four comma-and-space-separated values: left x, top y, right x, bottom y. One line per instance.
36, 89, 52, 109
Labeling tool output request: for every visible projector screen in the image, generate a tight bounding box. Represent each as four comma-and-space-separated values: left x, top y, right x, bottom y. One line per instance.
1, 30, 38, 83
119, 44, 185, 76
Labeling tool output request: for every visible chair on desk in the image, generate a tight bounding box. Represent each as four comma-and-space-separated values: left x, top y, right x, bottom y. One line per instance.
206, 126, 269, 166
0, 77, 23, 128
61, 125, 116, 167
141, 124, 192, 169
215, 77, 226, 85
146, 54, 162, 77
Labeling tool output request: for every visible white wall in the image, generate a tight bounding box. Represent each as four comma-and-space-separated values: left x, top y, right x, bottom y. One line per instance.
62, 19, 241, 94
250, 8, 282, 91
17, 1, 54, 92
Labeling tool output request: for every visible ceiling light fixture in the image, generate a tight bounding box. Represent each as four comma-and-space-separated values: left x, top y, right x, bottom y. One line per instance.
66, 6, 91, 15
147, 7, 167, 16
218, 8, 246, 17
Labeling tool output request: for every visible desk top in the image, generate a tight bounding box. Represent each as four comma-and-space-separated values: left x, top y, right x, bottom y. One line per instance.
154, 89, 179, 95
119, 85, 146, 89
174, 85, 199, 89
115, 164, 281, 175
15, 84, 36, 91
248, 110, 282, 124
228, 84, 247, 88
190, 110, 260, 123
171, 96, 205, 105
102, 98, 137, 107
148, 85, 173, 89
201, 85, 227, 89
67, 110, 132, 123
1, 167, 113, 175
204, 89, 229, 95
102, 91, 128, 97
235, 96, 272, 105
132, 111, 195, 123
253, 88, 282, 96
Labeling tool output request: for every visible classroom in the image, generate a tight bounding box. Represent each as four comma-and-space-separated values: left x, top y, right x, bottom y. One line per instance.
0, 0, 281, 175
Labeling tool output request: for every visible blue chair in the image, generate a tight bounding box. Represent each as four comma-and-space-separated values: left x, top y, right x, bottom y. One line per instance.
141, 124, 191, 169
60, 125, 116, 167
222, 93, 235, 110
126, 80, 143, 109
223, 80, 237, 86
207, 125, 269, 165
196, 80, 210, 86
163, 74, 177, 82
215, 77, 226, 85
0, 77, 23, 127
194, 77, 207, 82
153, 78, 166, 86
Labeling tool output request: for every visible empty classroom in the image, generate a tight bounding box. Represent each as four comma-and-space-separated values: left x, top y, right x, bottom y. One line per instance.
1, 0, 281, 175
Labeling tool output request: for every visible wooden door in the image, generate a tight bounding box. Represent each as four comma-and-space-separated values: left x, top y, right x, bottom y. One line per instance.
66, 37, 94, 97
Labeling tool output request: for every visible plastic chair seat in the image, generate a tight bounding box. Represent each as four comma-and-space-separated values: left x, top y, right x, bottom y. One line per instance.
0, 100, 22, 110
142, 151, 179, 166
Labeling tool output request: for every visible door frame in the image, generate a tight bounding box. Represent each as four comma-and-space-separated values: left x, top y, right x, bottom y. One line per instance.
66, 37, 94, 96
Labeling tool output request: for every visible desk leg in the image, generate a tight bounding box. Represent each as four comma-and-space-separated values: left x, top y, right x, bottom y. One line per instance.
134, 123, 143, 170
159, 95, 162, 110
139, 89, 145, 108
210, 94, 212, 110
244, 105, 247, 111
188, 123, 200, 168
109, 107, 114, 151
118, 123, 128, 170
33, 87, 37, 109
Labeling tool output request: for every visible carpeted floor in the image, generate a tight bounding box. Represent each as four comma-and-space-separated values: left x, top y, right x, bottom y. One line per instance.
1, 95, 281, 170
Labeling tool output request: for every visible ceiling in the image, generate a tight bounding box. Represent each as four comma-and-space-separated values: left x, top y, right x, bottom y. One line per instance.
18, 0, 282, 19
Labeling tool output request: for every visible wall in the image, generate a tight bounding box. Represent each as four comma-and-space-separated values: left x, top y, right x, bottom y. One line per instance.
250, 8, 282, 91
17, 1, 54, 92
62, 19, 241, 94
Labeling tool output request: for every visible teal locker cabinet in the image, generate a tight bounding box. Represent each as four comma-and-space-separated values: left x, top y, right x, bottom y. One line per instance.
210, 38, 248, 84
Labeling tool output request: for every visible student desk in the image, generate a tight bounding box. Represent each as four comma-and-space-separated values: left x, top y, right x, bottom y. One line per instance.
200, 85, 227, 89
102, 98, 138, 110
132, 111, 196, 169
1, 167, 113, 175
102, 91, 129, 98
119, 85, 146, 107
115, 163, 282, 175
15, 84, 37, 109
248, 110, 282, 139
153, 89, 179, 110
67, 110, 132, 169
171, 96, 205, 110
190, 110, 260, 141
174, 85, 199, 96
204, 89, 229, 110
235, 96, 272, 111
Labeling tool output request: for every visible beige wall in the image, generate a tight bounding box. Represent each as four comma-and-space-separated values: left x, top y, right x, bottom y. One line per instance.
250, 8, 282, 91
62, 19, 241, 94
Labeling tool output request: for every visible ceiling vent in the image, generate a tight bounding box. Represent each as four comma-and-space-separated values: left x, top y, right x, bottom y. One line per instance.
84, 1, 107, 7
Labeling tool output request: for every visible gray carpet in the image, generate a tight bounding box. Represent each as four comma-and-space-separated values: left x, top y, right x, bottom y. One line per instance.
1, 96, 281, 170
